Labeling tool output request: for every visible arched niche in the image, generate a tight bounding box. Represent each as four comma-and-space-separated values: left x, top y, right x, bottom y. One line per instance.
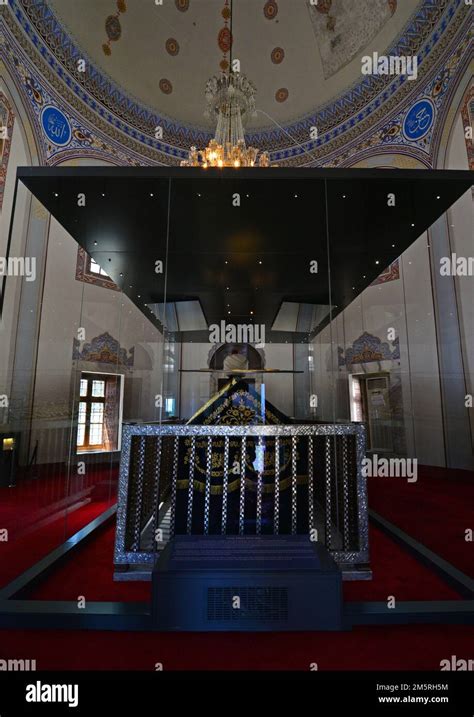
207, 344, 266, 396
208, 343, 265, 370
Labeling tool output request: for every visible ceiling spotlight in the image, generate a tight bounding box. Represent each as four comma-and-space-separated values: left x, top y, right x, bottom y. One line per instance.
101, 193, 105, 197
150, 193, 154, 197
375, 260, 380, 265
197, 193, 201, 197
342, 194, 346, 199
54, 192, 59, 197
120, 272, 123, 277
228, 311, 231, 315
129, 285, 133, 289
258, 260, 262, 264
225, 260, 228, 264
352, 286, 355, 290
411, 223, 415, 227
436, 195, 440, 200
294, 194, 298, 198
138, 295, 141, 298
94, 241, 98, 246
392, 244, 395, 247
226, 286, 230, 290
363, 275, 366, 279
250, 310, 254, 315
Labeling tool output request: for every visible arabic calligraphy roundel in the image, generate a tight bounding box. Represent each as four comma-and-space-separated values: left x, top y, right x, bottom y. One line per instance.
41, 106, 72, 147
402, 98, 435, 141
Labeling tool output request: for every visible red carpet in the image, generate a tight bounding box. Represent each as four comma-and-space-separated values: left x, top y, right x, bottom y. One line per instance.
0, 465, 117, 588
0, 500, 115, 587
25, 521, 461, 603
368, 469, 474, 577
0, 464, 117, 534
0, 625, 472, 671
0, 464, 471, 671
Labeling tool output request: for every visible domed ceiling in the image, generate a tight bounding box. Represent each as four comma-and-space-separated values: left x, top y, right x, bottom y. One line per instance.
46, 0, 415, 131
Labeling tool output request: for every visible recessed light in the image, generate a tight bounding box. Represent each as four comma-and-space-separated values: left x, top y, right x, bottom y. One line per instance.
54, 192, 59, 197
342, 194, 346, 199
101, 193, 105, 197
352, 286, 355, 290
250, 311, 254, 315
392, 244, 395, 247
375, 260, 380, 265
294, 194, 298, 198
94, 241, 97, 246
225, 260, 228, 264
363, 275, 366, 279
436, 195, 440, 200
138, 295, 141, 298
150, 193, 154, 197
197, 193, 201, 197
411, 223, 415, 227
120, 273, 123, 277
258, 260, 262, 265
228, 311, 231, 315
226, 286, 230, 290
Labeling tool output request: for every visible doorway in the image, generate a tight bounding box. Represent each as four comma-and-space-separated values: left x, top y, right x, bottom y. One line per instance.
349, 373, 393, 452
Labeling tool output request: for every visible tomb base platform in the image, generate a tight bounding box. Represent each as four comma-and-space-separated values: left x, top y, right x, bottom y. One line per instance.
151, 534, 343, 631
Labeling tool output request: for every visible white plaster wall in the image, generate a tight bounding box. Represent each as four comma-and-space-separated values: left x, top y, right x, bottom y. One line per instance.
0, 118, 31, 402
179, 342, 214, 420
30, 215, 164, 463
400, 234, 444, 465
262, 342, 294, 417
445, 113, 473, 446
310, 229, 445, 464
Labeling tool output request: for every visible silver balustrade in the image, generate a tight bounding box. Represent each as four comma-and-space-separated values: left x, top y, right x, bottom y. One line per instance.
114, 423, 369, 579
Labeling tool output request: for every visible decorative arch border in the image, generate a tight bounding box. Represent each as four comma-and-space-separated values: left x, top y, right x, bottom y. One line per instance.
432, 65, 473, 170
342, 146, 432, 169
0, 93, 15, 211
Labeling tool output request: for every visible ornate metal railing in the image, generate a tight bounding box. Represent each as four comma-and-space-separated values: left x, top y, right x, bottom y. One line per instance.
114, 423, 369, 578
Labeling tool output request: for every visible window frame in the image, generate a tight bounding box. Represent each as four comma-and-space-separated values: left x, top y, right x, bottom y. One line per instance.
76, 371, 124, 454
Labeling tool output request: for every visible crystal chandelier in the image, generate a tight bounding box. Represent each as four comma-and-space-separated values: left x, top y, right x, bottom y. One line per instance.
181, 1, 270, 168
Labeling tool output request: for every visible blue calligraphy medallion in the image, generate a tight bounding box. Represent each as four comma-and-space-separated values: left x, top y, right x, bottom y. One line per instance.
41, 105, 72, 147
403, 99, 435, 141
